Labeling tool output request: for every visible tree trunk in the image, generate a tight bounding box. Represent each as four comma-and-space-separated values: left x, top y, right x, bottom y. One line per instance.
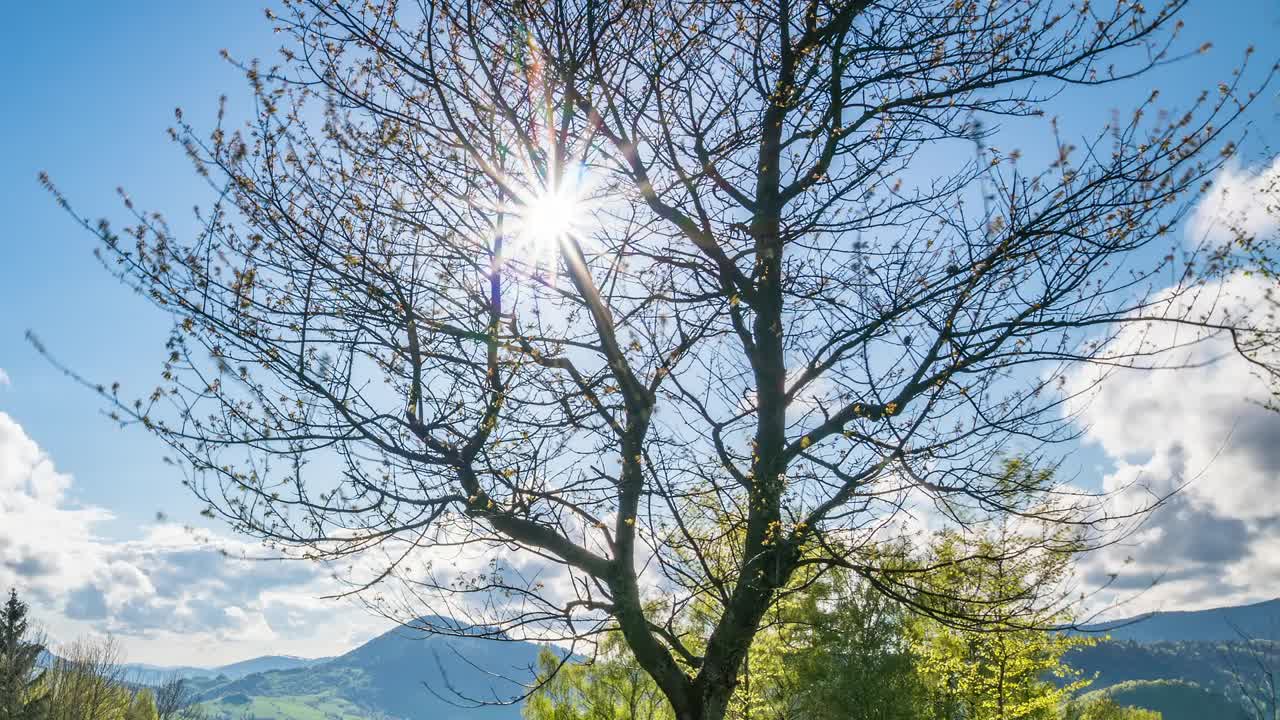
672, 685, 735, 720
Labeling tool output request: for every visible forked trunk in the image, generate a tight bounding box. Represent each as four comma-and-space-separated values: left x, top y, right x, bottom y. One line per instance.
673, 686, 734, 720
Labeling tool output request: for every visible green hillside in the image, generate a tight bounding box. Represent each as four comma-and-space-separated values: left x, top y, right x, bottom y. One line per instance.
200, 691, 373, 720
189, 619, 549, 720
1065, 638, 1280, 696
1076, 680, 1249, 720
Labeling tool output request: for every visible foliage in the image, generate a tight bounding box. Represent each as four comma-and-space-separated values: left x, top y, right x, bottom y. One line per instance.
528, 517, 1098, 720
43, 637, 131, 720
524, 637, 670, 720
124, 692, 158, 720
909, 523, 1095, 720
34, 637, 191, 720
768, 576, 925, 720
0, 589, 48, 720
523, 571, 925, 720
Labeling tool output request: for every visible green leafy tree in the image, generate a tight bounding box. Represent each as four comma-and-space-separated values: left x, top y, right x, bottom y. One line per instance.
124, 691, 159, 720
773, 574, 925, 720
909, 524, 1095, 720
526, 538, 1094, 720
0, 589, 48, 720
525, 637, 672, 720
525, 576, 922, 720
43, 637, 129, 720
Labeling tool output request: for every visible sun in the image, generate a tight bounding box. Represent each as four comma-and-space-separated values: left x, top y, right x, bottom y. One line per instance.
518, 184, 580, 249
504, 165, 595, 269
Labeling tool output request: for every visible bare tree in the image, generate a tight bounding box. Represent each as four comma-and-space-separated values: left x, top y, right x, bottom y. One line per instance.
153, 675, 206, 720
1222, 619, 1280, 720
44, 637, 129, 720
39, 1, 1279, 719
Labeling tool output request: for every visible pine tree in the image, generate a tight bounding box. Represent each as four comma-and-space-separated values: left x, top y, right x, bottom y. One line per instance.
0, 589, 48, 720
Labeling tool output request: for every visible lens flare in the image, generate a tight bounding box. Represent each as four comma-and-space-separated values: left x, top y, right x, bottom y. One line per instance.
504, 164, 594, 269
518, 184, 579, 248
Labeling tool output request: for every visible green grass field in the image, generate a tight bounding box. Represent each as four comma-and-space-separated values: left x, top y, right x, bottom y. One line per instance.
199, 691, 374, 720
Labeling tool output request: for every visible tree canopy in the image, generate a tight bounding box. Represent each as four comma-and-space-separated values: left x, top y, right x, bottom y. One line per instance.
41, 1, 1278, 719
525, 539, 1105, 720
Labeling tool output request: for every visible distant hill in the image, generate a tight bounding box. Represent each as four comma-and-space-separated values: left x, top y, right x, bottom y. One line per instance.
1084, 598, 1280, 643
1076, 680, 1249, 720
213, 655, 331, 679
115, 655, 330, 685
190, 617, 552, 720
181, 609, 1278, 720
1066, 639, 1280, 693
119, 662, 217, 684
1063, 624, 1280, 718
41, 649, 332, 686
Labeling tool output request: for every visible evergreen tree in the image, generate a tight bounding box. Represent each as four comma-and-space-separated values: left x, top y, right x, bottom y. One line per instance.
0, 589, 48, 720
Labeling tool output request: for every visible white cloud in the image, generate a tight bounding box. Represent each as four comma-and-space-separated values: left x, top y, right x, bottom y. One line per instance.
0, 368, 10, 387
0, 411, 113, 592
0, 408, 592, 665
1065, 269, 1280, 618
1063, 156, 1280, 617
1189, 155, 1280, 248
0, 410, 389, 666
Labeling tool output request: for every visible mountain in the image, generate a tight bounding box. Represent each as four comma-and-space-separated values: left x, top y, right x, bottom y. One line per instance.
113, 655, 330, 685
37, 651, 206, 686
213, 656, 331, 679
40, 647, 331, 686
191, 618, 552, 720
1083, 598, 1280, 643
1066, 638, 1280, 691
1061, 599, 1280, 719
119, 662, 217, 684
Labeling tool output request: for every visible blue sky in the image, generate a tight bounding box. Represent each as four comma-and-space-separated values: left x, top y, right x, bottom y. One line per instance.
0, 3, 395, 664
0, 2, 1278, 666
1, 3, 278, 534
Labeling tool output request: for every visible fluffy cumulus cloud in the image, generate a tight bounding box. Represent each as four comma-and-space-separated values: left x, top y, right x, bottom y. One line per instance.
0, 412, 112, 592
0, 411, 389, 665
1067, 156, 1280, 617
1189, 155, 1280, 247
0, 409, 579, 665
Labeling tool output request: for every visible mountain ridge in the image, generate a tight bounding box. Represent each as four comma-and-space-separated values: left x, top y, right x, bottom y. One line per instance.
188, 618, 551, 720
1083, 597, 1280, 643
